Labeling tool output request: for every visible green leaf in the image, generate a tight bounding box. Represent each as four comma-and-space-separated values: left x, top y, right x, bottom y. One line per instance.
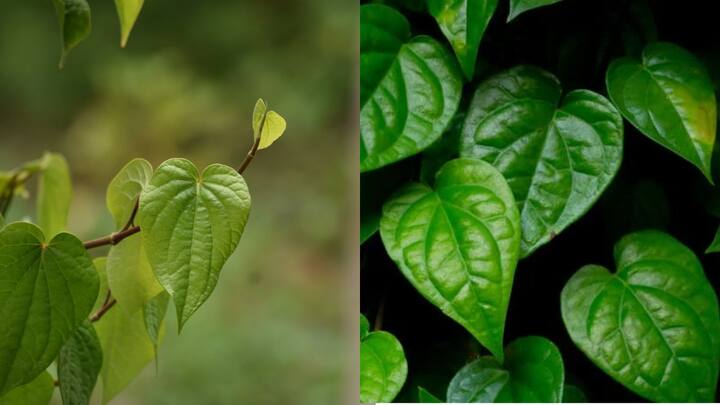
360, 210, 380, 244
0, 222, 99, 395
418, 386, 442, 402
106, 158, 153, 230
360, 314, 370, 339
252, 98, 267, 136
258, 111, 287, 150
706, 225, 720, 253
37, 153, 72, 239
446, 336, 564, 402
114, 0, 144, 47
460, 66, 623, 257
380, 158, 520, 359
92, 257, 109, 312
0, 371, 54, 405
50, 0, 91, 68
138, 158, 251, 331
143, 291, 169, 366
360, 327, 407, 403
360, 4, 462, 172
427, 0, 497, 79
58, 322, 102, 405
606, 42, 717, 182
561, 230, 720, 402
507, 0, 565, 22
563, 384, 586, 403
95, 298, 162, 404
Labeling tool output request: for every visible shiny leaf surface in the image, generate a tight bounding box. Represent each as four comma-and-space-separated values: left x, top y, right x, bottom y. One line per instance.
360, 326, 407, 403
37, 153, 72, 239
0, 371, 54, 405
507, 0, 565, 21
50, 0, 91, 68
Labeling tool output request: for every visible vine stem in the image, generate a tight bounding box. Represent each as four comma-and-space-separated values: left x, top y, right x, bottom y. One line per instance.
89, 297, 117, 322
82, 225, 140, 249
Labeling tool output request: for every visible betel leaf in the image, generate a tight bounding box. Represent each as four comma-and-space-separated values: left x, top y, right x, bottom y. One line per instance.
50, 0, 91, 68
138, 159, 251, 331
460, 66, 623, 257
380, 158, 520, 359
561, 230, 720, 402
252, 99, 288, 150
106, 159, 162, 315
418, 386, 442, 402
114, 0, 144, 47
427, 0, 497, 79
360, 314, 370, 339
143, 291, 169, 366
446, 336, 564, 402
0, 371, 54, 405
606, 42, 717, 182
92, 257, 109, 311
507, 0, 565, 22
706, 225, 720, 253
360, 4, 462, 172
563, 384, 586, 402
95, 298, 162, 404
0, 222, 99, 395
58, 322, 102, 405
37, 152, 72, 239
360, 321, 407, 403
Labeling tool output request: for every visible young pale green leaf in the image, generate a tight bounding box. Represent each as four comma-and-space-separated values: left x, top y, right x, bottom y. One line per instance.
37, 152, 72, 239
380, 158, 520, 359
561, 230, 720, 402
418, 387, 442, 402
360, 4, 462, 172
50, 0, 91, 68
563, 384, 586, 403
96, 298, 162, 404
257, 111, 287, 150
706, 225, 720, 253
106, 158, 153, 229
360, 314, 370, 339
460, 66, 623, 257
606, 42, 716, 182
138, 159, 251, 331
447, 336, 565, 402
114, 0, 144, 47
143, 291, 169, 366
58, 322, 102, 405
507, 0, 565, 22
427, 0, 497, 79
107, 233, 163, 315
252, 98, 267, 137
0, 371, 54, 405
360, 327, 407, 403
0, 222, 99, 395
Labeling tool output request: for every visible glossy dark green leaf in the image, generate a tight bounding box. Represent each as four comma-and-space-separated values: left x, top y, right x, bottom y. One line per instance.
360, 4, 462, 172
561, 230, 720, 402
460, 66, 623, 257
427, 0, 497, 79
360, 324, 407, 403
418, 386, 442, 402
606, 42, 716, 182
58, 322, 102, 405
0, 371, 54, 405
381, 158, 520, 359
37, 152, 72, 239
507, 0, 564, 21
447, 336, 564, 402
360, 314, 370, 339
562, 384, 586, 402
50, 0, 91, 68
360, 211, 380, 245
0, 222, 99, 396
138, 158, 251, 331
706, 225, 720, 253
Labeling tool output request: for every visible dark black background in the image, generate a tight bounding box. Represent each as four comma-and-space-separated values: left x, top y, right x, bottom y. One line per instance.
361, 0, 720, 402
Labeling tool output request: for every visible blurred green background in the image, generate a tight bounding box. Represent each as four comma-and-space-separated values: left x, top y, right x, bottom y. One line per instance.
0, 0, 355, 404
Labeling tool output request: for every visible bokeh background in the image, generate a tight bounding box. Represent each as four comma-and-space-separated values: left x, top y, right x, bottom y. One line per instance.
0, 1, 356, 404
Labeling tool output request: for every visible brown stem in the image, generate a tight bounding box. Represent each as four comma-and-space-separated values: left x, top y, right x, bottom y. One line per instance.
237, 136, 261, 175
83, 225, 140, 249
89, 297, 117, 322
122, 199, 140, 231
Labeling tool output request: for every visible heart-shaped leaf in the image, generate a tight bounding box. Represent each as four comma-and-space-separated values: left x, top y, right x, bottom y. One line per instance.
360, 4, 462, 172
106, 159, 163, 315
606, 42, 716, 182
447, 336, 565, 402
51, 0, 91, 68
380, 158, 520, 359
360, 315, 407, 403
58, 322, 103, 405
460, 65, 623, 257
561, 230, 720, 402
0, 371, 54, 405
114, 0, 144, 47
138, 158, 251, 331
507, 0, 565, 22
0, 222, 99, 395
427, 0, 498, 79
37, 152, 72, 239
